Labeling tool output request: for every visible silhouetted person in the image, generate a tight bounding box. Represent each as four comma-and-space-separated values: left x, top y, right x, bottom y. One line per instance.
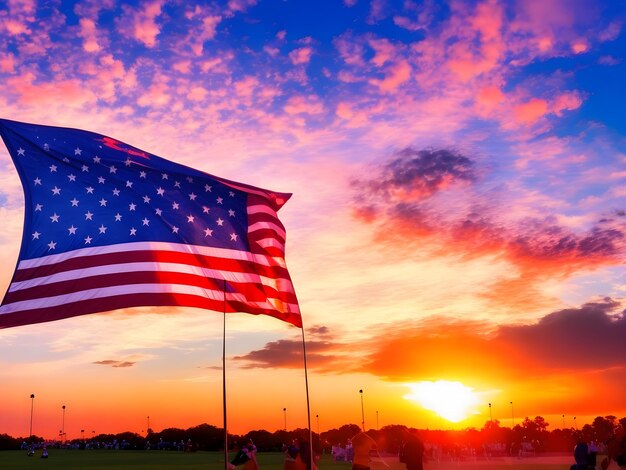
399, 430, 424, 470
351, 431, 377, 470
572, 442, 589, 470
295, 440, 317, 470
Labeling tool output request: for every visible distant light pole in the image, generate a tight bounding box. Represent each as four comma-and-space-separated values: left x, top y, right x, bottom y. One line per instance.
147, 416, 150, 434
359, 389, 365, 431
81, 429, 85, 440
316, 414, 319, 435
376, 410, 379, 430
574, 416, 577, 430
489, 403, 492, 422
29, 394, 35, 441
562, 415, 565, 429
283, 408, 287, 431
62, 405, 66, 444
510, 401, 514, 428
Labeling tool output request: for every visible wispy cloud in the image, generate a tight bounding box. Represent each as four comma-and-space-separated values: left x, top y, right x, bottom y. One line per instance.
93, 359, 136, 368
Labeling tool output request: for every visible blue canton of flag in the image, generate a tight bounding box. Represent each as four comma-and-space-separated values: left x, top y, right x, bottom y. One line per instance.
0, 119, 301, 328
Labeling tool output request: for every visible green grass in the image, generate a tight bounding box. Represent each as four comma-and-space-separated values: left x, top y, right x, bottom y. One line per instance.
0, 451, 353, 470
0, 451, 572, 470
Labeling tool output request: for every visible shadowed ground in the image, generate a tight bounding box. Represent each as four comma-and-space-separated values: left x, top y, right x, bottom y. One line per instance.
0, 450, 576, 470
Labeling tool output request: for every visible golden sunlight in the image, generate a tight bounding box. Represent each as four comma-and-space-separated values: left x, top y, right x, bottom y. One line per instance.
403, 380, 479, 422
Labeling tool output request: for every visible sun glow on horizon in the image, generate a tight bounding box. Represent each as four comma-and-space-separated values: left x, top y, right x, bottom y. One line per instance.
404, 380, 480, 422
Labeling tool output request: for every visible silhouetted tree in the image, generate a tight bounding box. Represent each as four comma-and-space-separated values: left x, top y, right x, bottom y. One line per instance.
591, 416, 617, 442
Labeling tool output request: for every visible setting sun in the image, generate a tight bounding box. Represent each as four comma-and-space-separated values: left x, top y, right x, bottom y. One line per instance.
404, 381, 480, 423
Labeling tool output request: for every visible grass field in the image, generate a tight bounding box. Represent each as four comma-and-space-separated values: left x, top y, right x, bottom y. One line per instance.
0, 450, 574, 470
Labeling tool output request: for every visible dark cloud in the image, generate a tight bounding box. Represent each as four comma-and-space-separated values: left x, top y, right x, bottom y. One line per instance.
231, 325, 353, 371
353, 147, 476, 204
497, 298, 626, 369
93, 360, 136, 368
511, 222, 624, 260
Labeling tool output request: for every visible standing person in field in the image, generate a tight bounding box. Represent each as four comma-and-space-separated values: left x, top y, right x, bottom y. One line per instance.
399, 429, 425, 470
351, 431, 377, 470
283, 440, 299, 470
230, 440, 259, 470
294, 440, 318, 470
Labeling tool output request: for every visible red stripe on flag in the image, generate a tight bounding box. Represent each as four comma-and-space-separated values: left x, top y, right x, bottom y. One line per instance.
0, 292, 302, 329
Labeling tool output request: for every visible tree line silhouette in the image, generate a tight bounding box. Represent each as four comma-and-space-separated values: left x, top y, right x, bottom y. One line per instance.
2, 415, 625, 453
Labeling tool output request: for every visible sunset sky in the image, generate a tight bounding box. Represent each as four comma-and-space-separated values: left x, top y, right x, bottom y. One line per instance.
1, 0, 626, 441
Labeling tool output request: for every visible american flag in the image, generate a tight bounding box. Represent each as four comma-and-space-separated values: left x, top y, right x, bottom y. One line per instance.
0, 119, 301, 328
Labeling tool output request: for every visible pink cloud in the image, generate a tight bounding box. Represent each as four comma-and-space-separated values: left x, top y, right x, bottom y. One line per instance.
192, 15, 222, 56
283, 95, 324, 115
475, 85, 505, 116
470, 0, 503, 42
334, 33, 366, 66
0, 52, 16, 73
120, 0, 165, 48
571, 40, 589, 54
182, 6, 221, 55
335, 102, 369, 128
552, 91, 583, 116
598, 55, 621, 66
599, 21, 622, 42
368, 60, 411, 93
263, 46, 280, 57
0, 0, 35, 35
514, 98, 549, 124
186, 86, 208, 101
137, 80, 171, 107
6, 72, 98, 107
2, 18, 30, 35
288, 47, 313, 65
368, 38, 398, 66
367, 0, 387, 24
227, 0, 257, 13
78, 18, 101, 52
337, 70, 363, 83
234, 76, 259, 99
172, 60, 192, 74
230, 75, 280, 107
100, 54, 126, 79
200, 55, 231, 73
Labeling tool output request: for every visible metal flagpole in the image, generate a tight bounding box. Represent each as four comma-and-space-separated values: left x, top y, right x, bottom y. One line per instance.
223, 279, 229, 470
300, 326, 314, 469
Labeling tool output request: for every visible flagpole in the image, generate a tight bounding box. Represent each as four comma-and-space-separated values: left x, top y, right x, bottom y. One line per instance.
223, 279, 229, 470
300, 325, 314, 469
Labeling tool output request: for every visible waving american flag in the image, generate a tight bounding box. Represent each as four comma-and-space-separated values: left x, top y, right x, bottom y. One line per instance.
0, 119, 301, 328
